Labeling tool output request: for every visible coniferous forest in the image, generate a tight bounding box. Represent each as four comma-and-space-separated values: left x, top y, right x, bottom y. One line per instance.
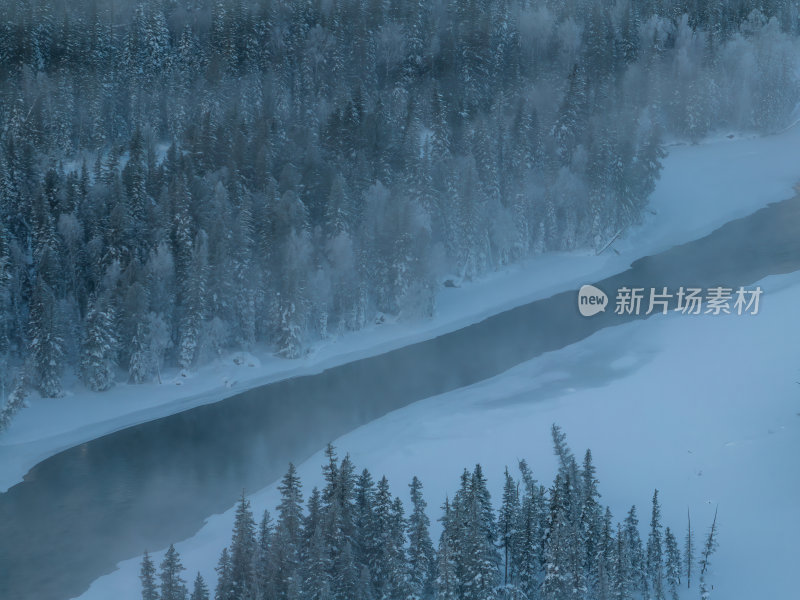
0, 0, 798, 422
140, 427, 720, 600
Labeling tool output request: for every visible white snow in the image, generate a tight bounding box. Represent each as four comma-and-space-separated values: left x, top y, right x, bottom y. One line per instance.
74, 268, 800, 600
2, 122, 800, 497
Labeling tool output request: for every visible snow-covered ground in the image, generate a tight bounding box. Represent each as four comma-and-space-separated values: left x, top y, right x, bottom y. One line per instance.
75, 266, 800, 600
2, 124, 800, 494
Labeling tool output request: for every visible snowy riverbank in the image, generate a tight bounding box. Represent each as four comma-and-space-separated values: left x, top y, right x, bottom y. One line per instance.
2, 123, 800, 497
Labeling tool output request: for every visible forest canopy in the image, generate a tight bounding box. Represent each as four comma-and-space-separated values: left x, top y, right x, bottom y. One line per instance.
0, 0, 798, 408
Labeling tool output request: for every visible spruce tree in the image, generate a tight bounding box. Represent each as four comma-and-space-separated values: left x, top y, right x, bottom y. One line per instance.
698, 508, 719, 600
646, 490, 664, 600
81, 294, 117, 391
436, 498, 459, 600
159, 544, 188, 600
191, 573, 209, 600
274, 464, 304, 599
623, 506, 648, 598
27, 276, 64, 397
664, 527, 681, 600
407, 476, 436, 600
229, 492, 257, 600
215, 547, 233, 600
140, 550, 159, 600
499, 467, 520, 587
256, 510, 274, 599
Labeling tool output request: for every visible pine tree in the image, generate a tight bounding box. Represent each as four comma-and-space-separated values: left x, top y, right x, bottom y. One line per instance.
436, 498, 459, 600
27, 276, 64, 398
215, 547, 233, 600
179, 230, 209, 370
542, 473, 571, 600
514, 460, 544, 599
160, 544, 188, 600
0, 373, 27, 433
229, 492, 257, 600
612, 522, 629, 600
499, 467, 519, 587
593, 508, 614, 600
256, 510, 274, 600
140, 550, 159, 600
353, 468, 376, 571
407, 476, 436, 600
685, 508, 695, 589
191, 572, 209, 600
623, 506, 648, 598
81, 294, 117, 391
129, 321, 152, 384
581, 449, 602, 586
303, 515, 332, 600
646, 490, 665, 599
698, 508, 718, 600
664, 527, 681, 600
274, 463, 304, 599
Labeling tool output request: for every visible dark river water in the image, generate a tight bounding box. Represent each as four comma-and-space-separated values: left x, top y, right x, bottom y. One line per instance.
2, 195, 800, 600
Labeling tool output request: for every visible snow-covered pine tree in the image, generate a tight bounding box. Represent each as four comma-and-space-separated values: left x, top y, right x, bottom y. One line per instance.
140, 550, 158, 600
647, 490, 665, 600
256, 510, 274, 599
191, 572, 209, 600
276, 301, 303, 359
407, 476, 436, 600
664, 527, 681, 600
229, 492, 257, 600
302, 513, 332, 600
698, 508, 719, 600
624, 506, 648, 598
581, 449, 603, 587
128, 322, 152, 384
371, 476, 405, 599
160, 544, 188, 600
28, 275, 64, 398
0, 372, 27, 433
215, 547, 233, 600
613, 522, 629, 600
542, 473, 571, 600
353, 468, 376, 572
274, 463, 304, 599
499, 467, 520, 587
178, 230, 209, 370
592, 508, 614, 600
514, 460, 545, 598
80, 294, 118, 392
436, 498, 459, 600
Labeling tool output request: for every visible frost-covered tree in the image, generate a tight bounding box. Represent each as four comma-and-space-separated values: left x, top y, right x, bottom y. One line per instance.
191, 572, 209, 600
229, 492, 257, 600
698, 509, 719, 600
685, 509, 695, 589
140, 551, 159, 600
664, 527, 681, 600
407, 476, 436, 599
647, 490, 665, 600
81, 295, 117, 392
160, 544, 188, 600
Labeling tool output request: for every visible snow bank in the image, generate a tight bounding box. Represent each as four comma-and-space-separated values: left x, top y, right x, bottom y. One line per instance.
3, 122, 800, 495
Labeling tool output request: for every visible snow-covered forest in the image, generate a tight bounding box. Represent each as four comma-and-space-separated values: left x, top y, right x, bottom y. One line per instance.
0, 0, 798, 412
140, 428, 720, 600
